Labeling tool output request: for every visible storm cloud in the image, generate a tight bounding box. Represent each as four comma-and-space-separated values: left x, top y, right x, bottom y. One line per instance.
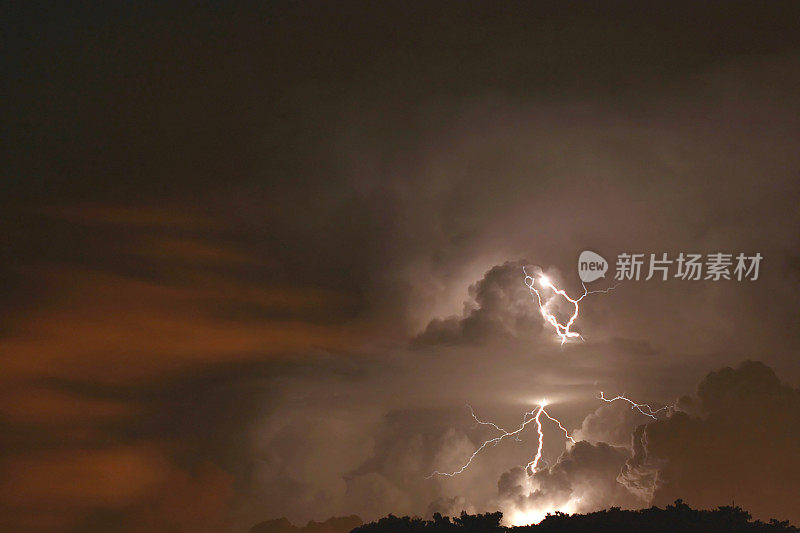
3, 2, 800, 531
621, 361, 800, 524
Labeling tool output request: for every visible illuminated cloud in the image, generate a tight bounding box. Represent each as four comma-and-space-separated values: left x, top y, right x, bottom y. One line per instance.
413, 261, 543, 345
497, 441, 642, 525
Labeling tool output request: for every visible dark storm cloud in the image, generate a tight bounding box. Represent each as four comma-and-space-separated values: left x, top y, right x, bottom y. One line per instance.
620, 361, 800, 524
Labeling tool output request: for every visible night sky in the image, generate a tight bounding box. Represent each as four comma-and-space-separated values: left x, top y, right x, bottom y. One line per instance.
3, 2, 800, 531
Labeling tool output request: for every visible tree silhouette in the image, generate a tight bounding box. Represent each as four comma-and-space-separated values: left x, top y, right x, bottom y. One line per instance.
350, 501, 798, 533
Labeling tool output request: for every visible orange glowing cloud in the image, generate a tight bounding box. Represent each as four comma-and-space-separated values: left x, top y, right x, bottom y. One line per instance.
0, 268, 359, 385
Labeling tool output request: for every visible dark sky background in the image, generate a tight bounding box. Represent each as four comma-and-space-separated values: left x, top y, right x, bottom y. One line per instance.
3, 2, 800, 531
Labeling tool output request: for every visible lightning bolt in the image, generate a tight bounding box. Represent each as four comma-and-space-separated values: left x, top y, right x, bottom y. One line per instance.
525, 404, 547, 475
523, 266, 617, 345
598, 392, 671, 419
427, 401, 575, 478
541, 409, 576, 442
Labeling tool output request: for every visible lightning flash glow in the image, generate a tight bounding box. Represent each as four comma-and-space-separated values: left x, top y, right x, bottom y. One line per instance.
428, 268, 660, 524
427, 400, 575, 478
429, 393, 666, 478
428, 393, 670, 525
523, 266, 617, 345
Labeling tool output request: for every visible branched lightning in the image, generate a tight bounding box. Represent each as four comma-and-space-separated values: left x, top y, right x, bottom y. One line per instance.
467, 403, 513, 435
523, 266, 618, 345
429, 393, 669, 479
427, 400, 575, 478
598, 392, 671, 419
541, 409, 576, 443
427, 267, 661, 486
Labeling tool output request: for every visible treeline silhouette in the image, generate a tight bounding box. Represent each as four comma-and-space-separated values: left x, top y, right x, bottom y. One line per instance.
352, 500, 798, 533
